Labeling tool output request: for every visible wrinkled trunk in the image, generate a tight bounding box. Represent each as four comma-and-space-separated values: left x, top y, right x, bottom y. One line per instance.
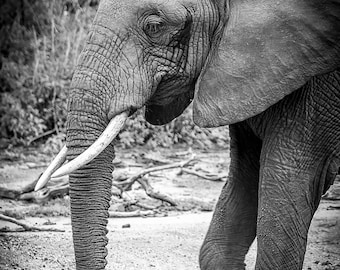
69, 148, 114, 269
67, 105, 115, 269
66, 57, 116, 268
64, 11, 143, 265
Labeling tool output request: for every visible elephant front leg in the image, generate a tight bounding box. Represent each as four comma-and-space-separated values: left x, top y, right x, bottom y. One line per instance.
256, 140, 328, 269
199, 122, 261, 270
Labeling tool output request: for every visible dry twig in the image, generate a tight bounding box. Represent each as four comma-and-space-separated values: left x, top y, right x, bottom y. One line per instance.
19, 184, 69, 203
112, 158, 196, 207
0, 178, 41, 200
0, 177, 69, 203
0, 214, 64, 232
109, 210, 155, 218
27, 129, 56, 145
112, 157, 196, 207
138, 177, 177, 206
0, 186, 21, 200
114, 156, 195, 191
133, 202, 157, 210
179, 168, 226, 181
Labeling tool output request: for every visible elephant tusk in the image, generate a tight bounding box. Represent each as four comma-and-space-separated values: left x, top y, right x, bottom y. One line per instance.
34, 145, 68, 191
50, 111, 129, 179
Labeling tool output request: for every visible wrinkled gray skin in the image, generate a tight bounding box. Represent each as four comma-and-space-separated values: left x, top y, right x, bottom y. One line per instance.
65, 0, 340, 269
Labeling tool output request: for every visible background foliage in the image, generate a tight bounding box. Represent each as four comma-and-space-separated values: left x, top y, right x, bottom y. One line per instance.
0, 0, 229, 150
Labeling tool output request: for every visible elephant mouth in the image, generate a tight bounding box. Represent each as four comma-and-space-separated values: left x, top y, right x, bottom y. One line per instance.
149, 75, 189, 104
145, 76, 195, 125
145, 88, 194, 125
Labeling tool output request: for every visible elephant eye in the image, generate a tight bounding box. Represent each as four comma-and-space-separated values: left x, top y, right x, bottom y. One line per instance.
143, 15, 166, 37
145, 23, 162, 34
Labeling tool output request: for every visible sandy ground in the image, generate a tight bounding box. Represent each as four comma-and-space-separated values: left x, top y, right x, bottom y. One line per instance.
0, 149, 340, 270
1, 200, 340, 270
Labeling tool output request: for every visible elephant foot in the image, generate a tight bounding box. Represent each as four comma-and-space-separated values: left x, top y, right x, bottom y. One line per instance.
199, 242, 246, 270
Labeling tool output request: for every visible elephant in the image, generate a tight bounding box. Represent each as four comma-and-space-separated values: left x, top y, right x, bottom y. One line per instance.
35, 0, 340, 269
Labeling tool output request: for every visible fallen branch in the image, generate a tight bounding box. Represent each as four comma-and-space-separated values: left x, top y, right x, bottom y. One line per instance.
0, 186, 21, 200
166, 149, 193, 158
179, 168, 226, 181
0, 214, 64, 232
109, 210, 155, 218
0, 175, 124, 202
326, 205, 340, 210
0, 177, 41, 200
19, 184, 69, 203
27, 128, 56, 146
114, 156, 196, 191
133, 202, 157, 210
0, 179, 38, 200
138, 177, 177, 206
120, 198, 157, 210
140, 153, 173, 165
112, 157, 195, 207
20, 178, 40, 193
0, 176, 69, 202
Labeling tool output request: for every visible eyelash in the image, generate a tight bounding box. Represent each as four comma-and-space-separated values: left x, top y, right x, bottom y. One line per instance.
142, 13, 168, 38
144, 21, 165, 36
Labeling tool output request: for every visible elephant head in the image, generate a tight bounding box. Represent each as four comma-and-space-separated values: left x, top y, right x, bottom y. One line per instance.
35, 0, 340, 269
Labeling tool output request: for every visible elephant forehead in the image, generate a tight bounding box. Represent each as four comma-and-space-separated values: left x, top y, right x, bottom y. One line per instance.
94, 0, 136, 27
96, 0, 196, 28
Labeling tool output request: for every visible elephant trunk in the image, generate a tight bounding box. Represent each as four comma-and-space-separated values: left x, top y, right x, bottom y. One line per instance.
69, 146, 114, 269
66, 93, 116, 269
35, 21, 141, 268
64, 56, 127, 268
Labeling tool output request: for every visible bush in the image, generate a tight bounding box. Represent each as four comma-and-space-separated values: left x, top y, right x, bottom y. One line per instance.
0, 0, 229, 150
118, 106, 229, 149
0, 0, 95, 145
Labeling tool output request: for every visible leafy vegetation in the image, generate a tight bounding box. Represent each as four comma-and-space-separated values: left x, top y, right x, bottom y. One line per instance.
119, 107, 228, 149
0, 0, 229, 150
0, 0, 92, 146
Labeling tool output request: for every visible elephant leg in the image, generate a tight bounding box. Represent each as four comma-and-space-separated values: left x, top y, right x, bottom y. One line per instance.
199, 122, 262, 270
255, 136, 336, 269
250, 70, 340, 269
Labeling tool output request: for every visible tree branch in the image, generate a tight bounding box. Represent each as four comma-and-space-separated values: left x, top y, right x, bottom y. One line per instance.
138, 177, 177, 206
0, 177, 40, 199
109, 210, 155, 218
113, 156, 196, 191
179, 168, 226, 181
0, 177, 69, 202
0, 214, 64, 232
27, 128, 56, 145
18, 183, 69, 203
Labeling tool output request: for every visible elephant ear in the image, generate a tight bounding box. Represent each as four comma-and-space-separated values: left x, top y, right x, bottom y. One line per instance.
193, 0, 340, 127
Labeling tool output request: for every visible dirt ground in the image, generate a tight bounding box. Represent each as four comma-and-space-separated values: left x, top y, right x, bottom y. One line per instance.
0, 147, 340, 270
